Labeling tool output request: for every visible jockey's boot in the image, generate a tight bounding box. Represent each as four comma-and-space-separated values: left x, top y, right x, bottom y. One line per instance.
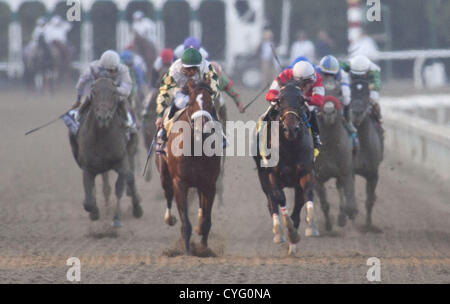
212, 107, 229, 149
344, 106, 360, 152
155, 128, 167, 155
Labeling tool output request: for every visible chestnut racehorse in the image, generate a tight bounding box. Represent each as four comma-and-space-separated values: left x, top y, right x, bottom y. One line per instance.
156, 79, 222, 255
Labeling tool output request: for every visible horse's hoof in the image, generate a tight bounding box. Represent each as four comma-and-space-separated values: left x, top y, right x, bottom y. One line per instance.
288, 243, 296, 256
132, 204, 143, 218
305, 221, 320, 237
338, 213, 347, 227
273, 233, 286, 244
165, 215, 177, 226
89, 207, 100, 221
112, 217, 122, 228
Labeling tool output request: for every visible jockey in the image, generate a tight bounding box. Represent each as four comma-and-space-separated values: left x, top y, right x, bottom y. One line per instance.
265, 60, 324, 150
65, 50, 136, 135
132, 11, 156, 44
173, 37, 209, 61
341, 55, 382, 122
174, 37, 243, 113
154, 47, 220, 151
44, 15, 72, 46
318, 55, 359, 148
151, 48, 174, 88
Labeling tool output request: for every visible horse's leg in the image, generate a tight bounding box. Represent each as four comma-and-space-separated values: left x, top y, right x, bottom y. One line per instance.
174, 180, 191, 255
123, 164, 143, 219
112, 170, 125, 228
101, 172, 111, 208
315, 179, 332, 231
257, 169, 285, 244
82, 170, 99, 221
126, 133, 138, 196
365, 171, 379, 229
340, 173, 358, 221
301, 174, 320, 237
198, 185, 216, 249
336, 178, 348, 227
157, 156, 176, 226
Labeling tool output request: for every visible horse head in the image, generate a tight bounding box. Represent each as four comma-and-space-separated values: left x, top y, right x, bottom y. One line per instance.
278, 82, 306, 141
186, 78, 215, 142
89, 77, 122, 128
350, 77, 371, 126
319, 95, 342, 127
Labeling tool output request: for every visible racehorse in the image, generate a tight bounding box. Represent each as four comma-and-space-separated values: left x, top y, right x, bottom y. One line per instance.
69, 78, 143, 227
23, 35, 54, 93
155, 78, 222, 255
350, 77, 384, 232
254, 82, 319, 256
315, 96, 357, 231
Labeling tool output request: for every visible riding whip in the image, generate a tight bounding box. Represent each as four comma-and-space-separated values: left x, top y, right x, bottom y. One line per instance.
142, 130, 158, 177
25, 111, 69, 136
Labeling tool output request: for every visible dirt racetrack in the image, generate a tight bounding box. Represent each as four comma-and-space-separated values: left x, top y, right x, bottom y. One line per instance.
0, 87, 449, 284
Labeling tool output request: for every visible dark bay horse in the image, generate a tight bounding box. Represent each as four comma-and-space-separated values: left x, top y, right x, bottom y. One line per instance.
315, 96, 357, 231
70, 78, 143, 227
254, 82, 319, 256
156, 79, 222, 255
350, 77, 384, 231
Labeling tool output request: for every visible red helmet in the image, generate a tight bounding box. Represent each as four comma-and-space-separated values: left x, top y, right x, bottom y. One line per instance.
160, 48, 174, 65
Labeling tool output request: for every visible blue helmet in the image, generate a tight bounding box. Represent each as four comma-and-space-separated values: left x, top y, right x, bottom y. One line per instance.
120, 50, 134, 65
183, 37, 201, 50
319, 55, 340, 75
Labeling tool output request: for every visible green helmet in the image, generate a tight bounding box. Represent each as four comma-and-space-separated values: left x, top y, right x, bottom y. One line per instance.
181, 47, 202, 67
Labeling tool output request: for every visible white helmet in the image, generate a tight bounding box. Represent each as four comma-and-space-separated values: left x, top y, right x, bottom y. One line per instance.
350, 55, 371, 75
100, 50, 120, 70
293, 61, 316, 82
133, 11, 144, 20
50, 15, 62, 25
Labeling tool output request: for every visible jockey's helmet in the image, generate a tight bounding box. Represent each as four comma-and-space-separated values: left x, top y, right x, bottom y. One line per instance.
181, 48, 202, 68
349, 55, 371, 75
160, 48, 174, 65
183, 37, 201, 50
120, 50, 134, 66
319, 55, 340, 75
100, 50, 120, 71
133, 11, 144, 21
293, 61, 316, 83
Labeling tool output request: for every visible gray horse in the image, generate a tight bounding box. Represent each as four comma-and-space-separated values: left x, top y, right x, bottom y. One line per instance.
315, 96, 357, 231
69, 78, 143, 227
350, 78, 383, 231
